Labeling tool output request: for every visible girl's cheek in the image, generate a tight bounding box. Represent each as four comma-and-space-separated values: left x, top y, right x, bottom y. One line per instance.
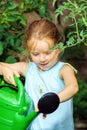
49, 55, 55, 61
31, 56, 39, 63
50, 52, 58, 60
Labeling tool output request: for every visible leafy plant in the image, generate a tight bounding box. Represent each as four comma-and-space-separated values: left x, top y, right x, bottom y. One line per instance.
0, 0, 50, 63
73, 78, 87, 120
0, 0, 26, 62
52, 0, 87, 50
52, 1, 87, 121
20, 0, 50, 18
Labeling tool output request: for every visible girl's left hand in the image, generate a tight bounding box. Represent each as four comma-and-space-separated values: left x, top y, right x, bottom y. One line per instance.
35, 105, 47, 119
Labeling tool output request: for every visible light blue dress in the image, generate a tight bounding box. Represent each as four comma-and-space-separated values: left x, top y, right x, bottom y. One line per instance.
25, 61, 76, 130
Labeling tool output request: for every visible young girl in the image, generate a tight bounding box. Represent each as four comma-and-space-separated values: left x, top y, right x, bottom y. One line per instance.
0, 19, 78, 130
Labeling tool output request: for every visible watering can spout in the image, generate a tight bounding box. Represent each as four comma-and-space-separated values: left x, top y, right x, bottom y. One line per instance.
25, 111, 39, 125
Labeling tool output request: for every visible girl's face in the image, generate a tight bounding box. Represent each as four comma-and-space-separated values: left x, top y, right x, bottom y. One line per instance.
29, 38, 60, 71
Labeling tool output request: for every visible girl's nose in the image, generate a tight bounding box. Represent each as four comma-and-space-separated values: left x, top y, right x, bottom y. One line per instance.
40, 54, 46, 62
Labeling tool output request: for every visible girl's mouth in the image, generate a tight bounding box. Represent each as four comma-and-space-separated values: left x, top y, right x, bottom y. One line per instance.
40, 63, 48, 66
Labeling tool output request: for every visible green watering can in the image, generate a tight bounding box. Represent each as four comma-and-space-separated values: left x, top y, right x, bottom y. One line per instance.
0, 76, 60, 130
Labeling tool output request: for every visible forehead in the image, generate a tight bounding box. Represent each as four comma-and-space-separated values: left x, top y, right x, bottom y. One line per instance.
28, 38, 55, 52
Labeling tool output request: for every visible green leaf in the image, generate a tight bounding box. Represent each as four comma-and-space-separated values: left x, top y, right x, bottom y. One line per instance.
7, 17, 18, 22
38, 5, 46, 17
0, 42, 3, 55
0, 25, 4, 32
50, 42, 64, 50
80, 30, 84, 37
5, 56, 17, 63
7, 3, 18, 10
15, 39, 21, 46
10, 38, 15, 47
20, 16, 26, 25
17, 47, 24, 52
8, 11, 21, 15
52, 0, 57, 6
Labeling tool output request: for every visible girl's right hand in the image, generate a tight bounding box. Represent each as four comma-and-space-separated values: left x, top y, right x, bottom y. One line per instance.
0, 62, 20, 86
0, 62, 28, 86
3, 69, 20, 86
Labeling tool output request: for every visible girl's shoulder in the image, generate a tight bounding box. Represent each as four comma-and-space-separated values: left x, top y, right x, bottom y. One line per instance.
55, 61, 77, 74
59, 62, 77, 73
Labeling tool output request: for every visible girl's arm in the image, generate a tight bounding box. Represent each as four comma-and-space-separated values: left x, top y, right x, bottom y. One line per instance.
58, 65, 79, 103
0, 62, 28, 85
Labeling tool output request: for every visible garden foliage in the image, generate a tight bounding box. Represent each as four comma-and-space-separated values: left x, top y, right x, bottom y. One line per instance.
0, 0, 49, 63
73, 78, 87, 120
52, 0, 87, 50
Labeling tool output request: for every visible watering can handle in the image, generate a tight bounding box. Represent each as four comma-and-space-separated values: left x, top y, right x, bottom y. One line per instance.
14, 75, 25, 106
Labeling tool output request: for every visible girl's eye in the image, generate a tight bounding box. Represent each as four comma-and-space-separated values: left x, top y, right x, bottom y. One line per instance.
46, 51, 52, 55
31, 53, 39, 56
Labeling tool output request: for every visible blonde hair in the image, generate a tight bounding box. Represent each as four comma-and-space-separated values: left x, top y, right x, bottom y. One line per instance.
25, 19, 62, 51
22, 19, 63, 61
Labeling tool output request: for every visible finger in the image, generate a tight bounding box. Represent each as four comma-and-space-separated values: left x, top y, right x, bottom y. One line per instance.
35, 105, 39, 112
42, 114, 47, 119
13, 71, 20, 78
3, 75, 16, 86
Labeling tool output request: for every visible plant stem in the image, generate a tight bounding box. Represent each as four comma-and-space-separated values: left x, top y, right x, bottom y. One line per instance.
82, 15, 87, 26
74, 15, 80, 40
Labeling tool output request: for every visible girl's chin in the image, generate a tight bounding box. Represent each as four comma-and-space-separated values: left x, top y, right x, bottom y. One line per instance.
39, 66, 51, 71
